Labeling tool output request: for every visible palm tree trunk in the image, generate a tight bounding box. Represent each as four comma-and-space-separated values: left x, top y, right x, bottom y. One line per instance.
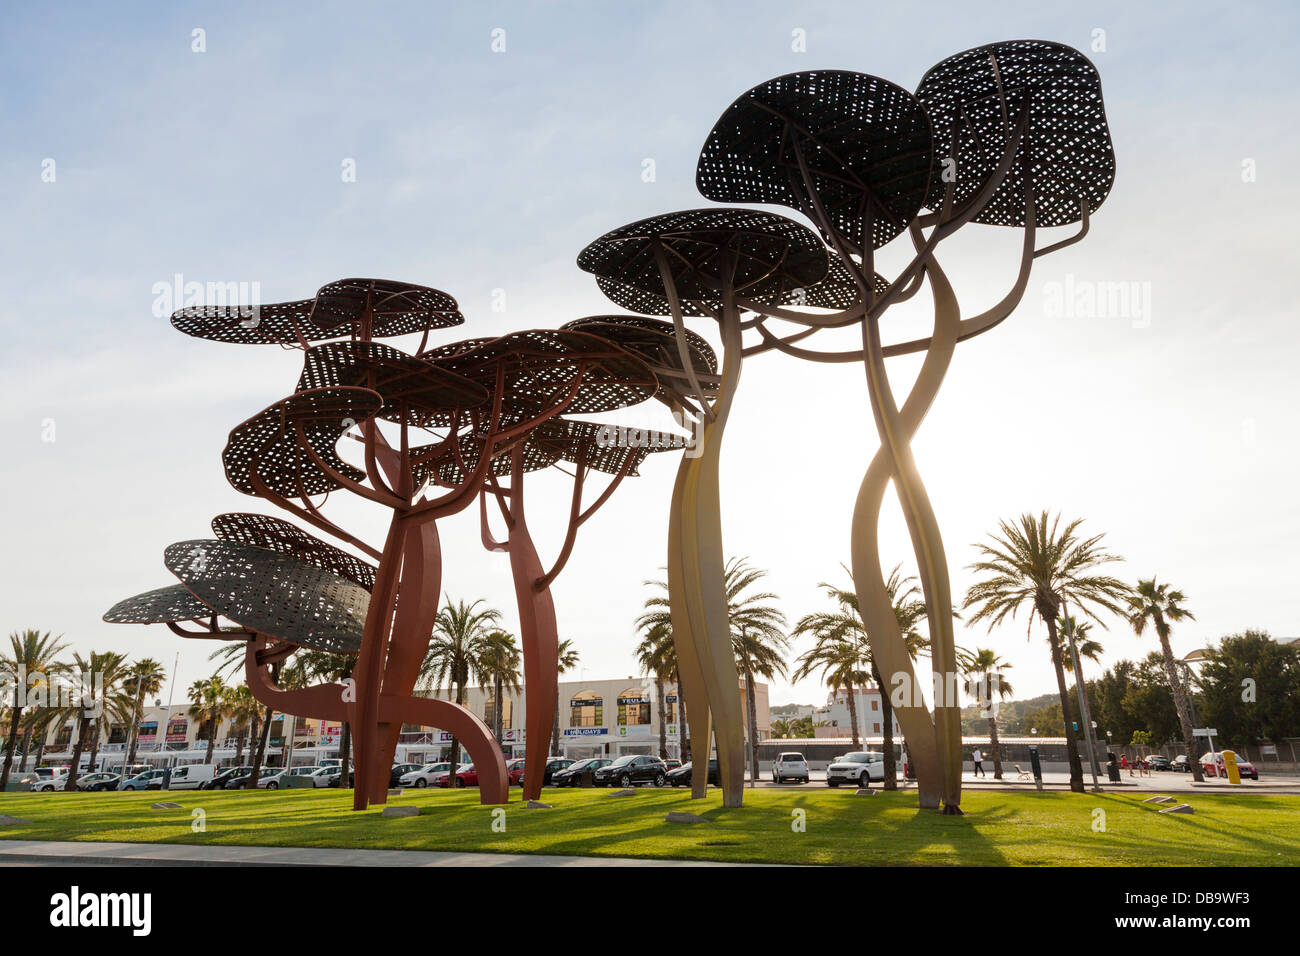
552, 679, 561, 761
19, 720, 32, 772
0, 699, 22, 791
88, 722, 102, 772
125, 684, 143, 769
744, 665, 759, 787
845, 683, 861, 750
1158, 634, 1205, 783
446, 681, 462, 789
34, 727, 47, 769
1046, 617, 1085, 792
873, 664, 897, 790
66, 716, 88, 790
204, 718, 217, 765
986, 682, 1004, 780
235, 732, 246, 765
494, 675, 504, 744
339, 722, 352, 790
655, 677, 667, 759
250, 704, 274, 786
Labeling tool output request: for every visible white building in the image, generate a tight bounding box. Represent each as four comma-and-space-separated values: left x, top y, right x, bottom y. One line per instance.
807, 687, 901, 739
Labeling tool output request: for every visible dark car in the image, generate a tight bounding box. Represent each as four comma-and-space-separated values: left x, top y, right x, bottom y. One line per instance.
1146, 755, 1172, 771
591, 754, 668, 788
1170, 754, 1193, 773
390, 763, 423, 788
552, 758, 613, 787
518, 757, 574, 790
203, 766, 253, 790
666, 758, 719, 788
75, 772, 122, 792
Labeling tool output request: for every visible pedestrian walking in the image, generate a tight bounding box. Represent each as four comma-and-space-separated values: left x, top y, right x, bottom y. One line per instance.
971, 747, 986, 778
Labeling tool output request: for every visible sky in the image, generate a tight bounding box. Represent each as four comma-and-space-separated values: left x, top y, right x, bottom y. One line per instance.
1, 1, 1297, 716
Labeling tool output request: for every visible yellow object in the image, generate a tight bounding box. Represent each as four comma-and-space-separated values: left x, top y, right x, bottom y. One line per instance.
1222, 750, 1242, 785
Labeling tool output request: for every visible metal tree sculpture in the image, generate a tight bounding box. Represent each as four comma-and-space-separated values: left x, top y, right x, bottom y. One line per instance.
577, 208, 858, 806
107, 279, 660, 809
693, 41, 1114, 811
422, 331, 661, 801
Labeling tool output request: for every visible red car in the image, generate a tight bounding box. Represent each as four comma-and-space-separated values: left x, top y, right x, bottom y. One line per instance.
1200, 752, 1259, 780
437, 764, 478, 788
506, 758, 526, 786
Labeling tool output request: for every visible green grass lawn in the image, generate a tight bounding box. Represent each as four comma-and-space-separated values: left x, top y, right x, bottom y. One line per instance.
2, 787, 1297, 866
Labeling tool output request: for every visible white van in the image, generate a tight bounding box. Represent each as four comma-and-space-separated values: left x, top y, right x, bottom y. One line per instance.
166, 764, 217, 790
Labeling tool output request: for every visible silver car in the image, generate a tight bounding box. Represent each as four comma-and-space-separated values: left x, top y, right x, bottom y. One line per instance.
826, 751, 885, 788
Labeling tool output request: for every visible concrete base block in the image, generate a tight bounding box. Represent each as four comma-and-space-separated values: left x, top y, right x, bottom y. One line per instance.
855, 788, 875, 796
381, 806, 419, 818
0, 815, 33, 826
526, 800, 552, 809
1143, 795, 1177, 804
608, 789, 636, 797
666, 811, 706, 824
1159, 803, 1195, 814
150, 802, 183, 809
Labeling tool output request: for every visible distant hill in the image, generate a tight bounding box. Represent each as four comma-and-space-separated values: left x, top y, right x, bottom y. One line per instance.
771, 703, 818, 716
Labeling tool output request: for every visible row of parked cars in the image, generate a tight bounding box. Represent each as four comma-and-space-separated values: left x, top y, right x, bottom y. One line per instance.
22, 760, 356, 792
1140, 752, 1260, 779
390, 754, 729, 790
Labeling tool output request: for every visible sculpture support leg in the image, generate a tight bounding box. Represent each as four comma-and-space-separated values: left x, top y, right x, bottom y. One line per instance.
667, 447, 712, 800
369, 519, 443, 805
851, 250, 964, 811
681, 308, 745, 808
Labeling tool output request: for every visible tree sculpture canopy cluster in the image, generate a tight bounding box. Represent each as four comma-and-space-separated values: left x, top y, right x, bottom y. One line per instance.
108, 38, 1114, 814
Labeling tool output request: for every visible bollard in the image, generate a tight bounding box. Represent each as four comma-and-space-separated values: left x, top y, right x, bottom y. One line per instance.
1028, 745, 1044, 792
1222, 750, 1242, 785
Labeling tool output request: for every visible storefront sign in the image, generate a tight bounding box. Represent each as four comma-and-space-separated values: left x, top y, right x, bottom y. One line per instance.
563, 727, 608, 737
164, 718, 187, 743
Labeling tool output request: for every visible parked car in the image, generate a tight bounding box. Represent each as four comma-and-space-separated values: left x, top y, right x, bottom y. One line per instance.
255, 768, 289, 789
31, 770, 70, 792
826, 751, 885, 788
389, 763, 423, 788
1170, 754, 1193, 773
666, 758, 718, 788
75, 772, 122, 792
167, 764, 218, 790
105, 764, 149, 779
203, 766, 253, 790
120, 769, 167, 791
225, 767, 270, 789
518, 757, 575, 791
429, 763, 472, 787
307, 765, 355, 788
772, 752, 810, 784
592, 754, 667, 788
506, 758, 527, 786
1200, 752, 1259, 780
439, 764, 478, 788
551, 758, 612, 787
1146, 755, 1172, 771
399, 763, 450, 788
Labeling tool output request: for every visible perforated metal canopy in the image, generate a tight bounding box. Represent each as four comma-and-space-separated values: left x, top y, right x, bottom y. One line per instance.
171, 300, 331, 347
916, 40, 1114, 227
696, 72, 934, 250
534, 418, 689, 476
430, 431, 564, 486
211, 512, 377, 592
222, 386, 383, 498
309, 278, 464, 336
561, 315, 718, 404
164, 539, 369, 654
577, 208, 830, 307
103, 584, 215, 626
298, 340, 489, 426
434, 329, 659, 418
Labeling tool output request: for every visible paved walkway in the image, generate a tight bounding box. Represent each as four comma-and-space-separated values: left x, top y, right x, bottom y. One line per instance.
0, 839, 748, 867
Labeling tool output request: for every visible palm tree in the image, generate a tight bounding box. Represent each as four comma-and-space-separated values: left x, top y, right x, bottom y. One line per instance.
297, 650, 356, 786
553, 639, 580, 758
957, 647, 1014, 780
223, 684, 261, 765
792, 564, 927, 790
722, 558, 789, 787
479, 631, 522, 745
421, 598, 500, 772
962, 511, 1130, 792
633, 621, 677, 760
635, 574, 688, 759
1128, 578, 1203, 782
187, 675, 229, 766
0, 630, 69, 790
122, 658, 166, 766
63, 651, 130, 789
